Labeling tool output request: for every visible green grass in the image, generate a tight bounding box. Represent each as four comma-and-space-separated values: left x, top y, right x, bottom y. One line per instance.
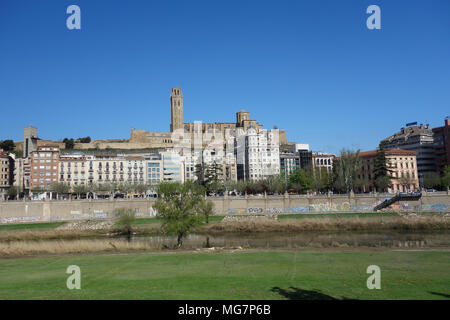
0, 222, 66, 231
0, 250, 448, 299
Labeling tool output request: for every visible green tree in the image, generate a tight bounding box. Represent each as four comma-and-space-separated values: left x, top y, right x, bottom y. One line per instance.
0, 140, 15, 152
374, 175, 391, 192
153, 181, 205, 247
198, 199, 214, 224
50, 182, 70, 199
114, 208, 136, 237
76, 136, 91, 143
235, 180, 247, 195
264, 175, 286, 194
10, 149, 23, 158
7, 186, 18, 199
194, 163, 206, 187
423, 172, 441, 189
204, 161, 223, 194
288, 168, 312, 194
63, 138, 75, 149
332, 149, 363, 193
441, 166, 450, 189
72, 184, 87, 199
373, 144, 394, 192
134, 183, 149, 196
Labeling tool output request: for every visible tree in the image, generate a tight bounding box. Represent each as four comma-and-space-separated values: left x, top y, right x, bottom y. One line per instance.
423, 172, 441, 189
134, 183, 149, 196
153, 181, 205, 247
288, 168, 312, 194
63, 138, 75, 149
264, 175, 286, 194
235, 180, 247, 195
10, 149, 23, 158
198, 199, 214, 224
398, 173, 415, 192
374, 175, 391, 192
7, 186, 18, 200
0, 140, 15, 152
50, 182, 70, 199
72, 184, 87, 199
373, 144, 394, 192
204, 161, 223, 194
332, 149, 362, 193
114, 208, 136, 237
441, 166, 450, 189
76, 136, 91, 143
194, 163, 206, 187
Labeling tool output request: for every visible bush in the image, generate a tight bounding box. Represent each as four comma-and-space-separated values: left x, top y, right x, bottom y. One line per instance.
114, 208, 136, 236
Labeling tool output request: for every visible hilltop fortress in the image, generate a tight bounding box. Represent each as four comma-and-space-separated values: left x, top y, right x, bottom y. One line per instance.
15, 88, 288, 152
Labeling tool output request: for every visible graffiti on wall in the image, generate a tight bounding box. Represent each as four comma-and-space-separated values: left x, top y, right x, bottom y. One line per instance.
228, 203, 375, 215
422, 203, 450, 211
1, 216, 41, 224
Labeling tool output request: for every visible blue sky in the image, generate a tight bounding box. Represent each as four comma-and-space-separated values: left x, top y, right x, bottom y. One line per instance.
1, 0, 449, 154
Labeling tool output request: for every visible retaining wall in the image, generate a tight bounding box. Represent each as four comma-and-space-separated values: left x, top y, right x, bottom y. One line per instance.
1, 193, 449, 224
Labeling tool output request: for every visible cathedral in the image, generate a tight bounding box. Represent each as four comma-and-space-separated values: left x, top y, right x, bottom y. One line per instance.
129, 87, 288, 148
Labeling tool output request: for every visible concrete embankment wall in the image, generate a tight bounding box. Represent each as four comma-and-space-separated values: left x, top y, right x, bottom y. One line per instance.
1, 193, 449, 224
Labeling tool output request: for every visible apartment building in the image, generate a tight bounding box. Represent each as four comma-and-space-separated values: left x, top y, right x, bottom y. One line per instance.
59, 155, 87, 187
146, 153, 163, 184
125, 156, 146, 183
0, 149, 14, 199
11, 154, 30, 191
160, 151, 184, 182
381, 122, 436, 186
280, 152, 300, 176
432, 117, 450, 174
84, 154, 126, 184
236, 127, 280, 181
359, 149, 419, 192
29, 146, 60, 190
312, 152, 335, 173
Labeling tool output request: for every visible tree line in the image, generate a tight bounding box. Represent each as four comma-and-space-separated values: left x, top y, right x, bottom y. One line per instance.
62, 137, 91, 149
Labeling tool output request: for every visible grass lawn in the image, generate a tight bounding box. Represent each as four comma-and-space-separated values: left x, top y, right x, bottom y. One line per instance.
0, 250, 448, 300
0, 222, 66, 231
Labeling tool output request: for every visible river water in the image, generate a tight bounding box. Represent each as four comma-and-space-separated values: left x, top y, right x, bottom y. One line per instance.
123, 231, 450, 250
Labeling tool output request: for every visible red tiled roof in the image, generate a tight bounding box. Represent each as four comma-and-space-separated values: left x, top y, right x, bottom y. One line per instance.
359, 149, 417, 158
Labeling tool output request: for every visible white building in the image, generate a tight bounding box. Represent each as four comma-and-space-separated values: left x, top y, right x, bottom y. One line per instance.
236, 127, 280, 181
312, 152, 335, 173
59, 155, 87, 187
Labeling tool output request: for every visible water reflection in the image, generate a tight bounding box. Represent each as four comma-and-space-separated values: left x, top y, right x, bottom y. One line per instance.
126, 231, 450, 250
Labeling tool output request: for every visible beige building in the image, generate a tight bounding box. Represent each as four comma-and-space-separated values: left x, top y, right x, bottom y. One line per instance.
359, 149, 419, 192
125, 156, 146, 183
0, 149, 14, 199
12, 154, 30, 191
59, 155, 87, 187
312, 152, 335, 173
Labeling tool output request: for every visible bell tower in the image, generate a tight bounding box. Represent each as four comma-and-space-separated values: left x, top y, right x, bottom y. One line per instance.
170, 87, 183, 132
